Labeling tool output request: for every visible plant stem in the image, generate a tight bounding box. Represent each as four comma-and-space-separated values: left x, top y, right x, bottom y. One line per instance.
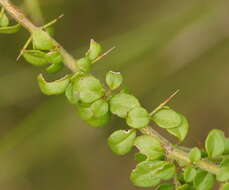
141, 126, 220, 175
0, 0, 79, 72
0, 0, 220, 177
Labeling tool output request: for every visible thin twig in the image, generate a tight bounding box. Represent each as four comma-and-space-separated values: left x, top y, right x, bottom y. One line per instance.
92, 46, 116, 64
149, 89, 180, 116
41, 14, 64, 29
0, 0, 78, 72
0, 0, 221, 177
16, 36, 31, 61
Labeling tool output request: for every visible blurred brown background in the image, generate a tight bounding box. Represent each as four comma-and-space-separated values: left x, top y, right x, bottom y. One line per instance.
0, 0, 229, 189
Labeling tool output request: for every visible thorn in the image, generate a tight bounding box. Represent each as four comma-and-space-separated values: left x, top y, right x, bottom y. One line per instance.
41, 14, 64, 29
150, 89, 180, 116
16, 36, 32, 61
92, 46, 116, 64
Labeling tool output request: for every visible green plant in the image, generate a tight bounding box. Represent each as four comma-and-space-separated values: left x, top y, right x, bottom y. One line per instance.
0, 0, 229, 189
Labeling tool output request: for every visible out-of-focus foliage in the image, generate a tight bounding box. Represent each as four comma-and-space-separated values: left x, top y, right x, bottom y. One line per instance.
0, 0, 229, 189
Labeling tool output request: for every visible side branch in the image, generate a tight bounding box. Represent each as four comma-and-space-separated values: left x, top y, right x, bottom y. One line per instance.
141, 126, 220, 175
0, 0, 78, 72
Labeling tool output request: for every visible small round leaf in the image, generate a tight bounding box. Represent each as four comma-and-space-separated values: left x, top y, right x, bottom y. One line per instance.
109, 92, 140, 118
32, 30, 54, 50
76, 57, 91, 73
37, 74, 70, 95
183, 166, 197, 182
134, 135, 164, 160
86, 39, 102, 61
166, 114, 189, 141
194, 171, 215, 190
106, 71, 123, 90
205, 129, 225, 158
152, 108, 182, 129
23, 50, 49, 66
108, 129, 136, 155
73, 74, 105, 104
65, 83, 80, 104
126, 107, 150, 129
130, 160, 175, 187
188, 147, 201, 163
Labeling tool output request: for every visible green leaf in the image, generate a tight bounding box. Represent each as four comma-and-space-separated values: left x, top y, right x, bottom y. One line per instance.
23, 50, 49, 66
217, 159, 229, 182
188, 147, 201, 163
130, 160, 175, 187
37, 74, 70, 95
90, 99, 109, 117
221, 183, 229, 190
223, 138, 229, 155
166, 114, 189, 141
134, 135, 164, 160
106, 71, 123, 90
86, 112, 110, 127
45, 51, 63, 64
126, 107, 150, 129
156, 184, 173, 190
134, 153, 147, 163
46, 62, 63, 74
205, 129, 225, 158
65, 83, 79, 104
0, 24, 21, 34
32, 29, 54, 50
77, 99, 110, 127
73, 74, 105, 104
177, 184, 194, 190
108, 129, 136, 155
183, 166, 197, 182
0, 13, 9, 27
152, 108, 182, 129
194, 171, 215, 190
109, 92, 140, 118
86, 39, 102, 61
76, 57, 91, 73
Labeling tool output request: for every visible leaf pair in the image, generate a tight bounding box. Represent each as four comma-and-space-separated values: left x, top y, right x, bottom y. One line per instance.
77, 99, 111, 127
23, 50, 63, 73
152, 108, 189, 141
109, 92, 150, 129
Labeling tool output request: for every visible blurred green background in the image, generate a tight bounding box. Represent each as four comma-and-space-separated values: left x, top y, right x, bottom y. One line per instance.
0, 0, 229, 189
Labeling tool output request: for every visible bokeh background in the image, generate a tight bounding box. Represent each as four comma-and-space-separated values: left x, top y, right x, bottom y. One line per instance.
0, 0, 229, 189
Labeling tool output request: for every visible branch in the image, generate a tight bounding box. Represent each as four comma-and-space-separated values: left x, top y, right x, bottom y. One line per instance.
0, 0, 220, 177
141, 127, 220, 175
0, 0, 78, 72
